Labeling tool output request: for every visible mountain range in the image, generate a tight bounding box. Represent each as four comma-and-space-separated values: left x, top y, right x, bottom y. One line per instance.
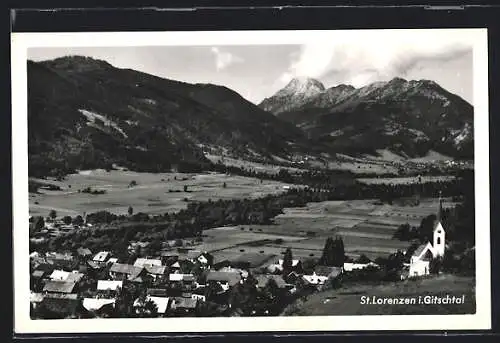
259, 77, 473, 159
27, 56, 314, 177
28, 56, 473, 177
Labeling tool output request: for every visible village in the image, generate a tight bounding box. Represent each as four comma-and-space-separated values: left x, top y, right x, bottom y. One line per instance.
29, 201, 448, 319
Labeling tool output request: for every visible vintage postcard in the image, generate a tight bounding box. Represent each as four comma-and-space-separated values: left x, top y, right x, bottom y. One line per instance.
11, 28, 491, 333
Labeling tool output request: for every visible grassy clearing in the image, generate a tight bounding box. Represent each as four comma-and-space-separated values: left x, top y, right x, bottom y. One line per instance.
284, 274, 475, 316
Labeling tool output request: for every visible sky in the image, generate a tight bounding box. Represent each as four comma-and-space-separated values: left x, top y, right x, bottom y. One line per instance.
28, 30, 474, 105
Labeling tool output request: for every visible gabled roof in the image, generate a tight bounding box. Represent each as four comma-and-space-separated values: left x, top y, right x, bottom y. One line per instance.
109, 263, 143, 275
32, 270, 46, 278
147, 288, 168, 297
77, 247, 92, 256
169, 273, 195, 282
232, 253, 276, 268
93, 251, 111, 262
144, 265, 166, 275
97, 280, 123, 291
43, 280, 76, 293
206, 271, 241, 286
83, 298, 115, 312
171, 297, 197, 309
147, 296, 171, 314
49, 270, 70, 281
412, 242, 434, 260
255, 275, 288, 288
314, 266, 343, 278
134, 258, 162, 268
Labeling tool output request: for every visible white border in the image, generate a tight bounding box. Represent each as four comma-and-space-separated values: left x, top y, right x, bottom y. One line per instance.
12, 29, 491, 333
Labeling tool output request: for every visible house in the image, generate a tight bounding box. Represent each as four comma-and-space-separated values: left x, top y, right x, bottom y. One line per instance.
196, 252, 214, 266
45, 252, 76, 270
147, 288, 169, 297
343, 262, 379, 272
268, 259, 302, 273
255, 275, 291, 290
134, 258, 162, 268
37, 293, 85, 319
302, 266, 343, 287
82, 298, 116, 315
191, 293, 206, 302
133, 296, 171, 316
43, 280, 77, 294
168, 273, 196, 291
205, 271, 242, 291
97, 280, 123, 293
109, 263, 146, 282
407, 200, 446, 278
170, 297, 198, 315
30, 292, 45, 310
92, 251, 111, 265
49, 269, 70, 281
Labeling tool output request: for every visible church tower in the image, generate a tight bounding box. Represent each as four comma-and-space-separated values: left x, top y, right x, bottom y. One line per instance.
432, 195, 446, 257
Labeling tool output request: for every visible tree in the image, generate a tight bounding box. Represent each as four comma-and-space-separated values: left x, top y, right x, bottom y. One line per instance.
128, 206, 134, 216
183, 185, 188, 192
223, 182, 227, 188
128, 180, 137, 188
49, 209, 57, 220
320, 236, 345, 267
429, 256, 442, 274
62, 216, 72, 225
282, 248, 293, 275
34, 216, 45, 231
355, 254, 371, 264
72, 215, 84, 226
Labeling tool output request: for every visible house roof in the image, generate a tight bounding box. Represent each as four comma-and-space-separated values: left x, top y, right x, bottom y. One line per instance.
97, 280, 123, 291
49, 270, 70, 281
87, 261, 105, 270
147, 288, 168, 297
314, 266, 343, 278
171, 261, 181, 268
134, 258, 162, 268
30, 292, 44, 303
83, 298, 116, 312
169, 273, 195, 282
171, 297, 197, 309
109, 263, 143, 275
144, 265, 167, 275
148, 296, 170, 314
232, 253, 276, 268
160, 251, 179, 258
65, 272, 84, 283
255, 275, 288, 288
32, 270, 46, 278
278, 259, 300, 267
206, 271, 242, 286
412, 243, 434, 260
43, 280, 76, 293
93, 251, 111, 262
77, 247, 92, 256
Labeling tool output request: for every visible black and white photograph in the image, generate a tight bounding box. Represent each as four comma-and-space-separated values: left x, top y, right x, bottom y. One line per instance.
12, 28, 491, 333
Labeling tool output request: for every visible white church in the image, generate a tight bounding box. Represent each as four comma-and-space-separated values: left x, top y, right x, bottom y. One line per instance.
405, 199, 446, 278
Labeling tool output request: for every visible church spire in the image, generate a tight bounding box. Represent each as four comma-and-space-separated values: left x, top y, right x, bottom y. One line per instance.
437, 191, 443, 222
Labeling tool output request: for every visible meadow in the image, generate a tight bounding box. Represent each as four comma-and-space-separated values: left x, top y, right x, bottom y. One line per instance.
191, 198, 455, 263
30, 170, 456, 264
29, 169, 292, 217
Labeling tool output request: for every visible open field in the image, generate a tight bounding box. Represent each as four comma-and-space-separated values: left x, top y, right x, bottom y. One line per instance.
195, 198, 457, 262
283, 274, 475, 315
29, 170, 292, 217
30, 170, 459, 263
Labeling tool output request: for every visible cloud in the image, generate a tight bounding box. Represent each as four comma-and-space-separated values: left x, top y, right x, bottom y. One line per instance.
279, 30, 474, 87
210, 47, 244, 71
